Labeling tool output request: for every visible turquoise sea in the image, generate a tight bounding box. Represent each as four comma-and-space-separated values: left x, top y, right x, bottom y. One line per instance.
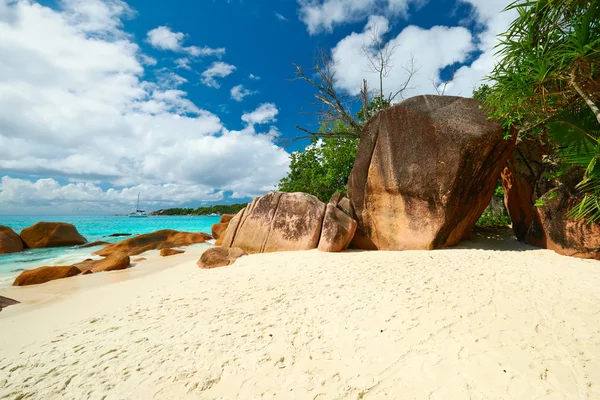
0, 216, 219, 285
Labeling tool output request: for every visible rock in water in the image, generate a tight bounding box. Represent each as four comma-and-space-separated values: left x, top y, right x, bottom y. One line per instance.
79, 241, 110, 249
221, 192, 326, 254
0, 226, 24, 254
13, 266, 81, 286
348, 95, 515, 250
318, 204, 357, 252
95, 230, 212, 257
526, 192, 600, 260
160, 248, 184, 257
198, 247, 247, 269
19, 222, 87, 249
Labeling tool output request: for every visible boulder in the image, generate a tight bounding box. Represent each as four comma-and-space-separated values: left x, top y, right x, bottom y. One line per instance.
526, 192, 600, 260
0, 226, 24, 254
19, 222, 87, 249
0, 296, 20, 312
78, 241, 110, 249
500, 137, 553, 241
13, 266, 81, 286
160, 248, 184, 257
211, 222, 229, 241
198, 247, 247, 269
132, 257, 147, 263
318, 204, 357, 252
220, 214, 235, 223
95, 230, 212, 257
348, 95, 515, 250
221, 192, 326, 254
73, 253, 131, 273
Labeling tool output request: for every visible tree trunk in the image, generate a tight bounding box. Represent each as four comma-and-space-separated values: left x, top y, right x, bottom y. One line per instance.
570, 70, 600, 125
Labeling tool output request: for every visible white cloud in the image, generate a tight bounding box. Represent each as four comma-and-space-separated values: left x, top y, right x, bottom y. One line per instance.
241, 103, 279, 125
0, 176, 223, 215
0, 0, 289, 213
146, 25, 225, 57
174, 57, 191, 70
331, 15, 474, 99
230, 84, 257, 102
275, 12, 288, 21
298, 0, 426, 35
201, 61, 236, 88
439, 0, 516, 95
249, 74, 261, 80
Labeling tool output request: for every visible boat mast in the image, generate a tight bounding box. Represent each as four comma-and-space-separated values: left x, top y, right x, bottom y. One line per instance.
136, 192, 140, 211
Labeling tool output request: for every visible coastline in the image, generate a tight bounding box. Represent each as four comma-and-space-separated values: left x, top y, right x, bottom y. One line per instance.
1, 231, 599, 399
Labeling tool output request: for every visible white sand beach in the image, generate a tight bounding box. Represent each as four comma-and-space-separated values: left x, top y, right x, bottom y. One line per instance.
1, 231, 599, 399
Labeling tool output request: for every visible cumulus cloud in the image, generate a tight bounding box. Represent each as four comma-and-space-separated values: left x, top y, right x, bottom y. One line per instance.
0, 0, 289, 213
298, 0, 426, 35
331, 15, 474, 98
146, 25, 225, 57
0, 176, 223, 215
201, 61, 236, 88
230, 84, 257, 102
249, 74, 261, 80
439, 0, 517, 95
241, 103, 279, 125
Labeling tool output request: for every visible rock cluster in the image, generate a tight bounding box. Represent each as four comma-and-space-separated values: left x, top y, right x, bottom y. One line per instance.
217, 192, 357, 255
1, 222, 87, 255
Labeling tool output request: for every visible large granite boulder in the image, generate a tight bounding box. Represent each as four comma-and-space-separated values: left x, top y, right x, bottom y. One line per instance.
318, 204, 357, 252
13, 266, 81, 286
348, 95, 515, 250
526, 192, 600, 260
198, 247, 247, 269
500, 137, 554, 241
19, 222, 87, 249
95, 230, 212, 257
212, 214, 237, 246
0, 226, 24, 254
220, 192, 326, 254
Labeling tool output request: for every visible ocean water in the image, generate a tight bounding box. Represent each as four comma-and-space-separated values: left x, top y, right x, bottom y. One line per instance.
0, 215, 219, 285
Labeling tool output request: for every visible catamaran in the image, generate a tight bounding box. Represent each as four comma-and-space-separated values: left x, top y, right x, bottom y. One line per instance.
129, 192, 148, 218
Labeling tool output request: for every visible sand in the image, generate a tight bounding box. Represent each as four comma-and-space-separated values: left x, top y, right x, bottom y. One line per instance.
1, 230, 599, 399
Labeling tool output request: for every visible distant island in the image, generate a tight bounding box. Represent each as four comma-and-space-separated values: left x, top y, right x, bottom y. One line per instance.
150, 203, 247, 216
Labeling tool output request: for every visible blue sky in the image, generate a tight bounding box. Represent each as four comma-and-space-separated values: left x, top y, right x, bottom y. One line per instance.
0, 0, 515, 215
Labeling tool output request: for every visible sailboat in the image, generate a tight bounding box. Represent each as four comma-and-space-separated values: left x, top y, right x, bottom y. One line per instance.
129, 192, 148, 218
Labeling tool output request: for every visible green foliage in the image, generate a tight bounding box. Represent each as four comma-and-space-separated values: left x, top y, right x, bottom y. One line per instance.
548, 105, 600, 221
152, 203, 247, 216
357, 95, 391, 123
484, 0, 600, 131
278, 135, 359, 202
480, 0, 600, 222
476, 212, 512, 228
476, 184, 512, 227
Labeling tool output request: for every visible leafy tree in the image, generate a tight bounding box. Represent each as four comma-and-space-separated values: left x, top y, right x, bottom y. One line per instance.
279, 121, 359, 201
481, 0, 600, 221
